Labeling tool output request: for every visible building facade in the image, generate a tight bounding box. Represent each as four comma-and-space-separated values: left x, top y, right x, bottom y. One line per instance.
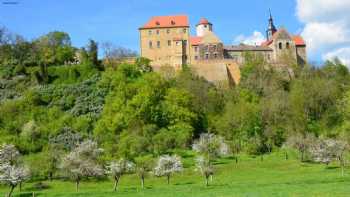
139, 14, 307, 84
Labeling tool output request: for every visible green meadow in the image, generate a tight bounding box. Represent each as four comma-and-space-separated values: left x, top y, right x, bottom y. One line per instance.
1, 151, 349, 197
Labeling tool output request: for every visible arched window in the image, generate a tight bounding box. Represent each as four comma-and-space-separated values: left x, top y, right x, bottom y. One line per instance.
286, 42, 290, 49
279, 42, 282, 50
149, 41, 153, 49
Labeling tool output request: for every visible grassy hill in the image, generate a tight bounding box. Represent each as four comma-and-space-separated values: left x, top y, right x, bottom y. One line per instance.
1, 151, 349, 197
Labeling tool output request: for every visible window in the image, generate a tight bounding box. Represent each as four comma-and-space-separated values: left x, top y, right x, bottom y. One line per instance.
168, 40, 171, 46
267, 54, 271, 60
149, 41, 153, 49
279, 42, 282, 50
194, 46, 198, 52
167, 29, 170, 34
212, 45, 217, 51
195, 56, 198, 60
183, 40, 187, 46
286, 42, 290, 49
214, 53, 218, 59
176, 41, 180, 46
205, 53, 209, 59
183, 28, 187, 33
157, 41, 160, 48
148, 30, 152, 35
204, 25, 207, 28
156, 30, 160, 35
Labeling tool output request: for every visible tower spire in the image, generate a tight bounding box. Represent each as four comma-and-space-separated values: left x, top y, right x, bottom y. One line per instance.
266, 9, 277, 41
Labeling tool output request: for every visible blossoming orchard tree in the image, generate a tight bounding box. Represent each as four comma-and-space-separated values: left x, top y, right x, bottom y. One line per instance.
60, 140, 104, 191
310, 138, 348, 176
0, 144, 30, 197
192, 133, 230, 186
106, 159, 135, 191
154, 155, 182, 185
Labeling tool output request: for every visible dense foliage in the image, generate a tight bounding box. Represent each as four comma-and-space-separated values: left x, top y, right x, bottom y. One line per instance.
1, 27, 350, 194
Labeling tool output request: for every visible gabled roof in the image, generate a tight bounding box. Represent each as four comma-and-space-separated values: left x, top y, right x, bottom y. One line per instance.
201, 31, 222, 43
140, 15, 189, 29
261, 29, 306, 47
190, 36, 202, 45
292, 35, 306, 46
224, 44, 273, 51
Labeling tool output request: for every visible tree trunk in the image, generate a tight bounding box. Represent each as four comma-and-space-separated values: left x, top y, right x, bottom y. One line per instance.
285, 152, 288, 160
114, 176, 120, 191
8, 185, 15, 197
301, 151, 304, 162
76, 179, 80, 192
141, 176, 145, 189
49, 172, 53, 182
166, 174, 170, 185
19, 182, 22, 192
205, 175, 209, 187
235, 156, 238, 164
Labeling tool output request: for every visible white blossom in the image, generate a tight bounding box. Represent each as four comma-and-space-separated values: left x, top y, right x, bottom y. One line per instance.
154, 155, 182, 184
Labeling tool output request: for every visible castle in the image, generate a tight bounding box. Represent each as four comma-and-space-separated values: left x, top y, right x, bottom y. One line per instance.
139, 14, 307, 85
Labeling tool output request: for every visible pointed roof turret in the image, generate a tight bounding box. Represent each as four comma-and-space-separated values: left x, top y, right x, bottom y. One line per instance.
266, 9, 277, 40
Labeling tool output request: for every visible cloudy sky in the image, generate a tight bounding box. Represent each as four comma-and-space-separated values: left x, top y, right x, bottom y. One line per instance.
0, 0, 349, 66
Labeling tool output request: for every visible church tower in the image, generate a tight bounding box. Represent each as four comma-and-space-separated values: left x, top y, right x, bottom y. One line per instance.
196, 18, 213, 37
266, 10, 277, 41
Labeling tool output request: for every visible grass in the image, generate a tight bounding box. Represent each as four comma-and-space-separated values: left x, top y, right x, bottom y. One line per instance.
1, 151, 350, 197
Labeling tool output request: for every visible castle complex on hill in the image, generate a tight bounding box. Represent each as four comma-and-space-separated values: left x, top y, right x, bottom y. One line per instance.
139, 14, 307, 85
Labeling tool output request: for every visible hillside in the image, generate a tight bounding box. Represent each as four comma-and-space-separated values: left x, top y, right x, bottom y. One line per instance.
1, 29, 350, 197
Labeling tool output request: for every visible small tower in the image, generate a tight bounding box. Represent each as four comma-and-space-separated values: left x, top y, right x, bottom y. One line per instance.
266, 10, 277, 41
196, 18, 213, 37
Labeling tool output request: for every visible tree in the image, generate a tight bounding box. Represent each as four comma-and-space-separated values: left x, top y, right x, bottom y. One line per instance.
285, 133, 315, 162
87, 39, 99, 66
42, 144, 63, 181
310, 138, 348, 176
154, 155, 182, 184
0, 144, 30, 197
60, 140, 104, 191
195, 156, 213, 186
135, 155, 153, 189
106, 159, 134, 191
192, 133, 230, 186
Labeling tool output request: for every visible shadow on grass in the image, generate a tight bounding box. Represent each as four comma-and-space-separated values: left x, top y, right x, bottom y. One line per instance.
174, 181, 194, 186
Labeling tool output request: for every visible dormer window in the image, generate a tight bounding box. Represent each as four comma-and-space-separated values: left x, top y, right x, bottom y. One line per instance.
171, 20, 175, 25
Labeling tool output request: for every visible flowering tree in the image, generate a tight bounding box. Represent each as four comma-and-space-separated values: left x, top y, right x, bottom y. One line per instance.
60, 140, 104, 191
106, 159, 134, 191
154, 155, 182, 184
192, 133, 230, 186
135, 155, 153, 189
310, 139, 348, 176
285, 133, 315, 162
0, 144, 30, 197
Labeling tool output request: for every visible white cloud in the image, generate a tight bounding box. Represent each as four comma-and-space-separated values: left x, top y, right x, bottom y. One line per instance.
296, 0, 350, 66
234, 31, 265, 46
323, 47, 350, 66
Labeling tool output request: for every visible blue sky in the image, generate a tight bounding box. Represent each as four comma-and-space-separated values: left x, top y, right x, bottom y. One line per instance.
1, 0, 349, 65
0, 0, 300, 49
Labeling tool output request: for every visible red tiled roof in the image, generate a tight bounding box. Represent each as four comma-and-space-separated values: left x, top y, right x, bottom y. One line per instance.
190, 36, 202, 45
140, 15, 189, 29
293, 35, 306, 46
261, 40, 273, 46
198, 18, 210, 25
260, 33, 306, 47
